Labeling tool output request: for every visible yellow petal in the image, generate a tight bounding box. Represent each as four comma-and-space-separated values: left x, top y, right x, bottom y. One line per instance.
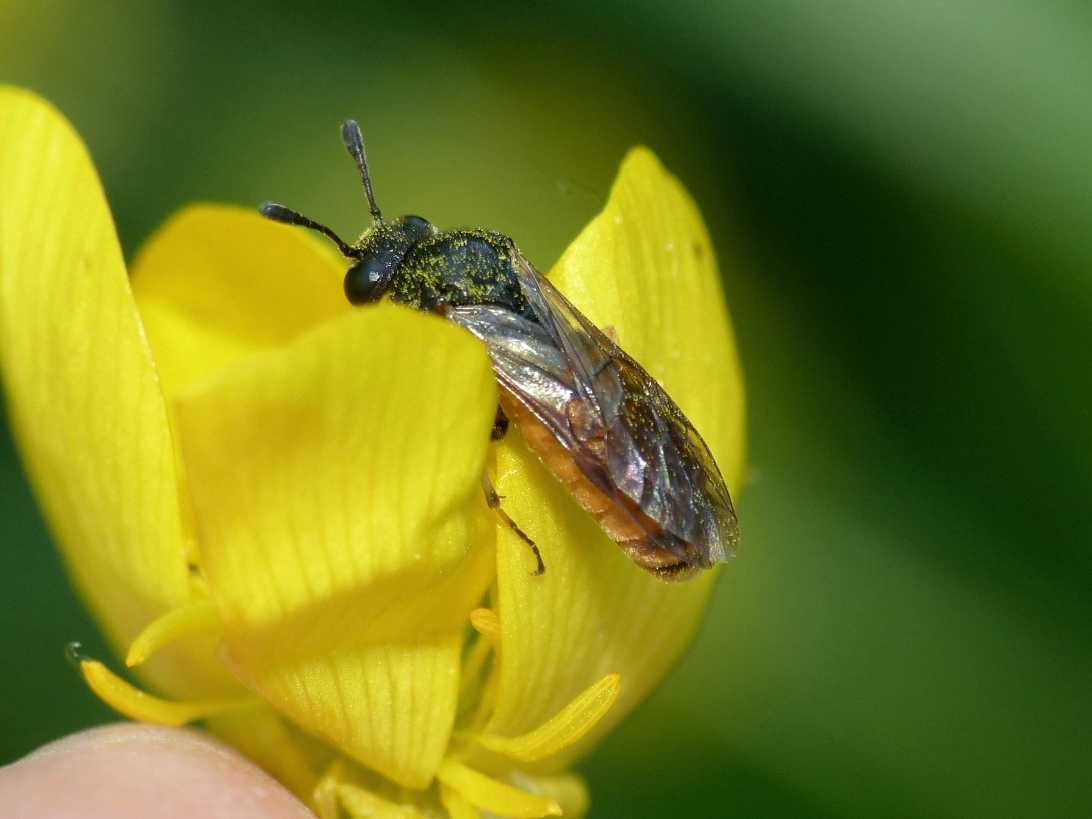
552, 147, 745, 482
130, 204, 347, 400
130, 206, 348, 572
483, 148, 745, 768
0, 87, 215, 695
470, 673, 619, 763
174, 303, 498, 787
437, 759, 561, 818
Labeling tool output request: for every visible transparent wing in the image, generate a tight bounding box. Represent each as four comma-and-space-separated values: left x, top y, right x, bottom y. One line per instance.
445, 304, 582, 453
450, 253, 738, 565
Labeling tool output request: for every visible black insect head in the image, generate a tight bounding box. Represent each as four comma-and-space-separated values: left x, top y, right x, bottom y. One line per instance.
259, 119, 431, 305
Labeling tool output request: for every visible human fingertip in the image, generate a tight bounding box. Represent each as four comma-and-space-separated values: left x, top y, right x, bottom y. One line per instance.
0, 723, 313, 819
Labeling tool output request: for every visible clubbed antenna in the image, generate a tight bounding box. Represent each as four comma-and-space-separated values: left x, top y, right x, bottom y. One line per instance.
259, 201, 358, 259
341, 119, 382, 223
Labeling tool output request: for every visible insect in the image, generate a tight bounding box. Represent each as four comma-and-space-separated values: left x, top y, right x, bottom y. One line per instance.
260, 120, 739, 581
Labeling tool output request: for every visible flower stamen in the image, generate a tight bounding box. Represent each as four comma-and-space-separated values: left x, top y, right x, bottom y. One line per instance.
77, 655, 256, 726
469, 607, 500, 643
125, 599, 222, 667
458, 633, 495, 712
464, 673, 620, 763
314, 762, 426, 819
438, 784, 482, 819
436, 759, 562, 818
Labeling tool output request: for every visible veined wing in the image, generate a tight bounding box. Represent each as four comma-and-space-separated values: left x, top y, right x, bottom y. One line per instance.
445, 303, 582, 454
450, 252, 738, 566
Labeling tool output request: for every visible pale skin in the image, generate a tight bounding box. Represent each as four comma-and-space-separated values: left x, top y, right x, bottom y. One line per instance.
0, 724, 312, 818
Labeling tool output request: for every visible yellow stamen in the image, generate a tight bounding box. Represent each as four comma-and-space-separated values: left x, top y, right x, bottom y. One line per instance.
314, 762, 425, 819
125, 599, 222, 667
471, 669, 501, 735
458, 631, 494, 711
337, 783, 425, 819
436, 759, 561, 818
439, 784, 482, 819
469, 673, 620, 763
469, 608, 500, 643
79, 658, 254, 726
509, 772, 589, 818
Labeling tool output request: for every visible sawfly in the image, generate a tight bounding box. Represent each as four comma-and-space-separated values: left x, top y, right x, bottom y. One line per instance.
261, 120, 739, 581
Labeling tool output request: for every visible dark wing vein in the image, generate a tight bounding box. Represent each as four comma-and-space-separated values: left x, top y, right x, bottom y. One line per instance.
452, 253, 739, 565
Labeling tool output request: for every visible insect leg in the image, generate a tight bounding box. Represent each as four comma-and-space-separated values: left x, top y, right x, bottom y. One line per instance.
480, 470, 545, 575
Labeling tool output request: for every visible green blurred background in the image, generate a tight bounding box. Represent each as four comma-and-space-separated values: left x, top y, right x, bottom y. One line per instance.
2, 2, 1090, 816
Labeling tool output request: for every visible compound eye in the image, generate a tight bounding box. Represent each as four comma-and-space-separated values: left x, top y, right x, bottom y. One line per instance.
344, 251, 396, 304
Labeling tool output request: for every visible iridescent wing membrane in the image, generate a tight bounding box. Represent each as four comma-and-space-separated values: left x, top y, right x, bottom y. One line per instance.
448, 253, 738, 570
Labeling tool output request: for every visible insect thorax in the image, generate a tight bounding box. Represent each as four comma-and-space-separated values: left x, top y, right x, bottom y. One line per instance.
390, 229, 534, 318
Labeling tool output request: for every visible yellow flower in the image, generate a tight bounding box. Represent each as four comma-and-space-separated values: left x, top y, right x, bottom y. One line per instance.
0, 86, 745, 818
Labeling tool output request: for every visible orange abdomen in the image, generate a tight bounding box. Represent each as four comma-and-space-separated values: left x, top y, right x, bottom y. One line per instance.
500, 392, 694, 578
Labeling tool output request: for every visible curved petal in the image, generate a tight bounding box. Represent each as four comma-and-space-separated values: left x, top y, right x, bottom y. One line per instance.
130, 204, 348, 400
0, 87, 213, 695
550, 147, 745, 478
174, 303, 498, 787
482, 147, 746, 769
130, 205, 349, 585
